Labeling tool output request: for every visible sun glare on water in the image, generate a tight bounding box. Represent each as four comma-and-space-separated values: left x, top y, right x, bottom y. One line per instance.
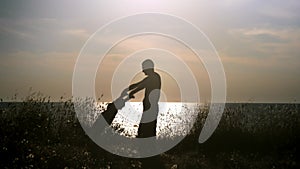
92, 102, 201, 138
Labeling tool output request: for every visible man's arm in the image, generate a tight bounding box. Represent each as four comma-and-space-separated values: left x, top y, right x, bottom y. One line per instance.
128, 78, 147, 98
128, 80, 142, 90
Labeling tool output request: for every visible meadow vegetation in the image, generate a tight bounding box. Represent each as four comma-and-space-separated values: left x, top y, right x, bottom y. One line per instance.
0, 92, 299, 168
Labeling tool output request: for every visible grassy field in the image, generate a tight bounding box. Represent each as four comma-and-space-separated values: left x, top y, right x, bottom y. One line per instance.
0, 94, 299, 168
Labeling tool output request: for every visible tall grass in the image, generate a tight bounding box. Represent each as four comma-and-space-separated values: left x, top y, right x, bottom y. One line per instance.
0, 93, 299, 168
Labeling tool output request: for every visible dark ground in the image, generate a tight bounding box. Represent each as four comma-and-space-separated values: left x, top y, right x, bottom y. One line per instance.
0, 97, 299, 169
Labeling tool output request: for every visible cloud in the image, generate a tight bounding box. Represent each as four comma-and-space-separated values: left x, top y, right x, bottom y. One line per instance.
231, 27, 300, 40
0, 26, 32, 40
228, 27, 300, 59
259, 1, 300, 19
63, 29, 90, 40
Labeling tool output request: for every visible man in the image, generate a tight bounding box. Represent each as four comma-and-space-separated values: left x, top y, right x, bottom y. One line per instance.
128, 59, 161, 138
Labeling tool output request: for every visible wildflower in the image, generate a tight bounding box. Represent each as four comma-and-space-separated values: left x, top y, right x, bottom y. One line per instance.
28, 153, 34, 158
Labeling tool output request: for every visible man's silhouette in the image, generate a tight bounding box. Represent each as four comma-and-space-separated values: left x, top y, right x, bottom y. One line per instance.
128, 59, 161, 138
94, 59, 164, 169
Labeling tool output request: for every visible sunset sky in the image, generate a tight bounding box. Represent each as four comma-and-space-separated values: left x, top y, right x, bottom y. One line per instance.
0, 0, 299, 102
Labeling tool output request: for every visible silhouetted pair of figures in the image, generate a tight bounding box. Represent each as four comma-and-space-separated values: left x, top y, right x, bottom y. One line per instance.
98, 59, 165, 169
101, 59, 161, 138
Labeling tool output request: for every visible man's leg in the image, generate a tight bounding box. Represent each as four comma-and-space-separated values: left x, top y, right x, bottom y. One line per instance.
137, 120, 157, 138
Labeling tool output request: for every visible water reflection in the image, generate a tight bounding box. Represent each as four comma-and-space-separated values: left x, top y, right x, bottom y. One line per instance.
92, 102, 201, 138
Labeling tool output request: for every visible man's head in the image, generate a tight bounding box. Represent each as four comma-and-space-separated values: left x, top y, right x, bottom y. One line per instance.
142, 59, 154, 75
